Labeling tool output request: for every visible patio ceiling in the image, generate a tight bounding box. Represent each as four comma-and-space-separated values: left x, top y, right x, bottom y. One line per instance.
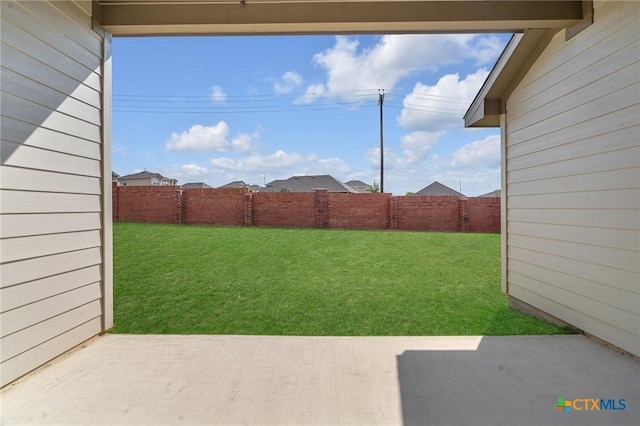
91, 0, 585, 36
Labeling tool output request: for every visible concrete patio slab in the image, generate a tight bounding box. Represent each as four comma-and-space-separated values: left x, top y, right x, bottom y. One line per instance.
1, 334, 638, 425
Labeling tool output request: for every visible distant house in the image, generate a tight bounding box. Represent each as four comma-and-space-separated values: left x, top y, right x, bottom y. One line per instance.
415, 181, 464, 196
118, 171, 177, 186
344, 180, 370, 193
262, 179, 285, 191
182, 182, 212, 189
264, 175, 357, 193
218, 180, 250, 189
479, 189, 501, 198
217, 181, 262, 191
112, 172, 120, 184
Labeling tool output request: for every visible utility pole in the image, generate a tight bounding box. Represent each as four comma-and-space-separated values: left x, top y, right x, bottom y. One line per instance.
378, 89, 385, 193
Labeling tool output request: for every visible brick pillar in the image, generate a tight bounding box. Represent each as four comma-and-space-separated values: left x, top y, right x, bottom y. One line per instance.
459, 197, 469, 232
112, 182, 119, 222
244, 193, 253, 226
174, 190, 185, 224
315, 188, 329, 228
390, 196, 398, 230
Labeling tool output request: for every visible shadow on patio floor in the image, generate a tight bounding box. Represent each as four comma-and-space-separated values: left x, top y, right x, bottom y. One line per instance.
398, 335, 639, 425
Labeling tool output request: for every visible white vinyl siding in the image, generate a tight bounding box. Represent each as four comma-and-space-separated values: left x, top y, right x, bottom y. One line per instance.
0, 1, 108, 386
504, 1, 640, 355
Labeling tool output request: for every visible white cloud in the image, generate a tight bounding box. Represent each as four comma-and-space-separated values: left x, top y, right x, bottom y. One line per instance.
211, 150, 315, 171
365, 147, 397, 170
209, 157, 239, 171
451, 134, 501, 169
209, 150, 353, 186
295, 83, 328, 105
366, 130, 444, 173
470, 35, 504, 66
159, 163, 210, 185
398, 69, 489, 131
231, 132, 257, 152
274, 71, 303, 94
166, 122, 256, 153
361, 131, 502, 195
181, 164, 209, 176
298, 34, 503, 103
210, 86, 226, 102
398, 130, 445, 167
365, 148, 379, 167
313, 157, 352, 175
166, 123, 229, 152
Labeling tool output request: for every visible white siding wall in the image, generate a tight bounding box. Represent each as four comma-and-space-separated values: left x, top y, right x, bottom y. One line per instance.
0, 0, 109, 386
505, 1, 640, 355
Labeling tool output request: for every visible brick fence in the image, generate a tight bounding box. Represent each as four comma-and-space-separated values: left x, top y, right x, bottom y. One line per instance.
112, 185, 500, 232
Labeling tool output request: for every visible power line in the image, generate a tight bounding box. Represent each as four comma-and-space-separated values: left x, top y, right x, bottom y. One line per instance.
113, 88, 384, 100
408, 93, 473, 102
113, 104, 379, 114
113, 93, 380, 104
385, 104, 465, 116
112, 88, 473, 116
113, 99, 375, 109
113, 88, 473, 103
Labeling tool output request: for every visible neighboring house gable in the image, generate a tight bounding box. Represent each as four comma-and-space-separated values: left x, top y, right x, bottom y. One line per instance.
263, 179, 285, 191
218, 180, 249, 189
182, 182, 212, 189
415, 181, 464, 196
119, 171, 177, 186
479, 189, 500, 197
264, 175, 357, 193
344, 180, 370, 193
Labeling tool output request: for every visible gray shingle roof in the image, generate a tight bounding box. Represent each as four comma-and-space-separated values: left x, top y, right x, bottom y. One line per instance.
119, 171, 163, 180
415, 181, 465, 196
345, 180, 369, 187
182, 182, 212, 188
119, 171, 176, 181
218, 180, 249, 188
264, 175, 356, 193
478, 189, 501, 197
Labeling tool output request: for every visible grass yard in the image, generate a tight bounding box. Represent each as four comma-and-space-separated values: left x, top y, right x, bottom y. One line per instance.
112, 222, 569, 336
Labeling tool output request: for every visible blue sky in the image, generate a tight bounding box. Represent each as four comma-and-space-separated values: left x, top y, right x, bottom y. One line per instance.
112, 34, 510, 195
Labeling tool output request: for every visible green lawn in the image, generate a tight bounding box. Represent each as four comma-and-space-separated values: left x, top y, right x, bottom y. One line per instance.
112, 222, 569, 336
